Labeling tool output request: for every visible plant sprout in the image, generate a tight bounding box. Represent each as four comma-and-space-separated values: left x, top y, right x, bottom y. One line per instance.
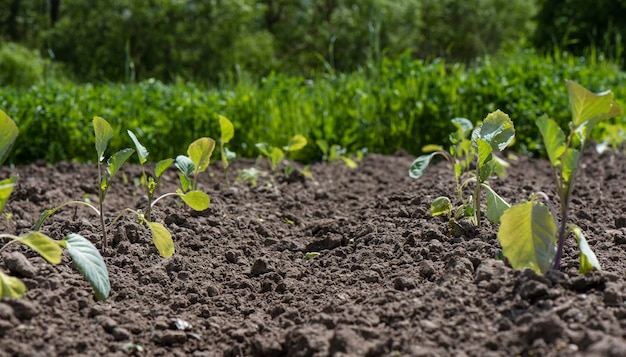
219, 115, 236, 187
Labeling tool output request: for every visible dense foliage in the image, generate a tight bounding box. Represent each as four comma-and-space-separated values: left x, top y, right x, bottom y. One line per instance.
1, 51, 624, 165
0, 0, 536, 83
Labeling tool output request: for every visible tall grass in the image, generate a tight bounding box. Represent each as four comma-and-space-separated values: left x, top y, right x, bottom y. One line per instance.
1, 50, 625, 165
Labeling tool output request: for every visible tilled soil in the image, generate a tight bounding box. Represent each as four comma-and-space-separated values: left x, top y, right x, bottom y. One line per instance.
0, 151, 625, 357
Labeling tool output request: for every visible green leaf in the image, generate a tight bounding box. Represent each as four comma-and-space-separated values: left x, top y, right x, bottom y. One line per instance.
430, 196, 453, 217
255, 142, 272, 157
497, 199, 557, 274
562, 148, 580, 184
127, 130, 149, 165
341, 156, 358, 169
180, 190, 210, 211
188, 137, 215, 174
0, 110, 18, 166
492, 155, 510, 178
0, 271, 25, 299
0, 176, 17, 214
269, 147, 284, 171
219, 115, 234, 143
476, 137, 493, 165
536, 116, 566, 168
20, 232, 63, 264
451, 117, 473, 135
61, 234, 110, 301
409, 153, 437, 179
483, 184, 510, 224
178, 173, 191, 192
175, 155, 195, 177
146, 221, 174, 258
284, 134, 307, 152
107, 148, 135, 178
568, 224, 601, 274
155, 158, 174, 179
316, 139, 329, 156
472, 110, 515, 151
93, 117, 113, 162
421, 144, 444, 153
566, 80, 620, 126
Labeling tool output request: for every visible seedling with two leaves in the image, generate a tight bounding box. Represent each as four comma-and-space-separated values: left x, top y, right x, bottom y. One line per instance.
125, 130, 212, 258
218, 115, 236, 187
315, 139, 360, 168
409, 110, 515, 230
497, 80, 622, 274
0, 111, 109, 300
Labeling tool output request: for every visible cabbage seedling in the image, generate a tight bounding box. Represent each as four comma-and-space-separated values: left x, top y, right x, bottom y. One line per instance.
219, 115, 236, 187
316, 139, 358, 168
255, 134, 308, 174
0, 111, 109, 300
409, 111, 515, 228
124, 131, 211, 258
497, 80, 622, 274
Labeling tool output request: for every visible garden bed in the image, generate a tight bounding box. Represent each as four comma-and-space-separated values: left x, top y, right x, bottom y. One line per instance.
1, 151, 625, 356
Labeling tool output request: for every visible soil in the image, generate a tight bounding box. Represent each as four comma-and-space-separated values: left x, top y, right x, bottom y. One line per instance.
0, 150, 625, 357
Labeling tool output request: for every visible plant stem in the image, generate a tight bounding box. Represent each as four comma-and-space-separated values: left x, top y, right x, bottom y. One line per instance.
33, 200, 101, 231
151, 192, 182, 209
473, 163, 482, 227
97, 161, 108, 248
0, 234, 21, 254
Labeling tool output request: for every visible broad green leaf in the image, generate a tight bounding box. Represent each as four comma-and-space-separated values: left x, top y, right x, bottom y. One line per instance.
175, 155, 195, 177
255, 142, 272, 157
497, 200, 557, 274
61, 234, 110, 301
472, 110, 515, 151
430, 196, 452, 217
316, 139, 329, 156
566, 80, 618, 126
562, 148, 580, 184
409, 153, 437, 179
0, 271, 25, 299
155, 158, 174, 179
476, 138, 493, 167
451, 117, 473, 135
20, 232, 63, 264
0, 176, 17, 214
536, 116, 566, 167
421, 144, 444, 153
146, 221, 174, 258
107, 148, 135, 178
188, 137, 215, 174
328, 145, 340, 162
341, 156, 358, 169
0, 110, 18, 166
483, 184, 510, 224
178, 173, 191, 192
269, 147, 284, 171
93, 117, 114, 162
180, 190, 210, 211
568, 224, 601, 273
127, 130, 149, 165
219, 115, 234, 143
284, 134, 307, 152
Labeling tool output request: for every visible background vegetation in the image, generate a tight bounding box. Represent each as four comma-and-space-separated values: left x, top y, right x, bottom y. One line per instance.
1, 0, 625, 165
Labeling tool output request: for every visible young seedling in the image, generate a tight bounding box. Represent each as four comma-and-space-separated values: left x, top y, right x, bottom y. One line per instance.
35, 117, 134, 249
255, 134, 308, 176
315, 139, 358, 168
218, 115, 236, 187
497, 80, 622, 274
124, 131, 212, 258
409, 111, 515, 228
0, 111, 109, 300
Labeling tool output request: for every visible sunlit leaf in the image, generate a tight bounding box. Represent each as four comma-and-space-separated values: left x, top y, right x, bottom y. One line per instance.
155, 158, 174, 179
127, 130, 149, 165
178, 173, 191, 192
0, 271, 25, 298
421, 144, 444, 153
497, 199, 557, 274
219, 115, 234, 143
566, 80, 620, 126
451, 117, 473, 134
536, 116, 566, 167
0, 176, 17, 214
562, 148, 580, 184
107, 148, 134, 178
316, 139, 329, 156
472, 110, 515, 151
146, 221, 174, 258
483, 184, 510, 224
409, 153, 438, 179
568, 224, 601, 274
188, 137, 215, 174
430, 196, 452, 217
341, 156, 358, 168
255, 142, 272, 157
180, 190, 210, 211
269, 147, 284, 171
0, 110, 18, 166
93, 117, 113, 162
284, 134, 307, 152
20, 232, 63, 264
61, 234, 110, 301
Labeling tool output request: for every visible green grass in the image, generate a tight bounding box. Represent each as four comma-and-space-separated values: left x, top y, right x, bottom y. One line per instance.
1, 50, 625, 165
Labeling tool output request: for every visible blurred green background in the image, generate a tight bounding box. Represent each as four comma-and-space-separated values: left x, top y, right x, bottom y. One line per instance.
1, 0, 625, 164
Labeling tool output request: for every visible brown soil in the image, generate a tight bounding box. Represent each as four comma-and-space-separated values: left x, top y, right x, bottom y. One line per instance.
1, 151, 625, 357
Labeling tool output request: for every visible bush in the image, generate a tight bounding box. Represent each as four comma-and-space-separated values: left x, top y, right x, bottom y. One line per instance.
0, 42, 44, 87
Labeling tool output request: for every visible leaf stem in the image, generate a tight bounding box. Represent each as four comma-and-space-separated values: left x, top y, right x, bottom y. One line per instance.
151, 192, 182, 209
33, 200, 101, 231
0, 234, 22, 254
